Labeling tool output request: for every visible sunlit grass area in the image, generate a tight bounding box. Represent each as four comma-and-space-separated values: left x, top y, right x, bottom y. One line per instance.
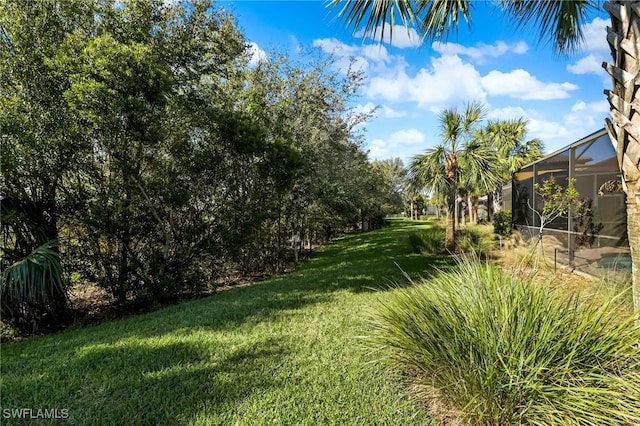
1, 220, 450, 425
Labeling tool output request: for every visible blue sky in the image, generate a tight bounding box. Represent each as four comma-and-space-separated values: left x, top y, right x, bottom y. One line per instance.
220, 1, 612, 164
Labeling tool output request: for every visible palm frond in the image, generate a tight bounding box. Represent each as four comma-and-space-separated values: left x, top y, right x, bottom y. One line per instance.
500, 0, 597, 55
1, 240, 66, 306
329, 0, 416, 44
461, 101, 487, 135
414, 0, 473, 42
439, 107, 462, 149
408, 145, 450, 197
486, 117, 528, 157
459, 139, 500, 193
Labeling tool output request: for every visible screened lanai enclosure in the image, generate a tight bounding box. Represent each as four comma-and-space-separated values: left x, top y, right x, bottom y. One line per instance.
506, 128, 631, 276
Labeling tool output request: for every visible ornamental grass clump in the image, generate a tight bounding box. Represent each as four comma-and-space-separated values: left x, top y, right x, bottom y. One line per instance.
367, 259, 640, 425
408, 228, 446, 254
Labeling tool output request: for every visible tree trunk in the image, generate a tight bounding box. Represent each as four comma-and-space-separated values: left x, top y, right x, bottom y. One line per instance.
603, 0, 640, 313
469, 195, 478, 224
454, 195, 459, 229
625, 181, 640, 312
488, 190, 495, 221
446, 185, 456, 251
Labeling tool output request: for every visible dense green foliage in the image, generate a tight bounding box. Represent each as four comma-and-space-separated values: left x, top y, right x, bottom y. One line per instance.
492, 209, 512, 237
367, 259, 640, 425
0, 221, 450, 425
408, 223, 495, 256
454, 226, 495, 256
408, 228, 445, 254
0, 0, 398, 330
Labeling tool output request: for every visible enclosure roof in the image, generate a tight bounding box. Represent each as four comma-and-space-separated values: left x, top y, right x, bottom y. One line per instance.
516, 127, 609, 172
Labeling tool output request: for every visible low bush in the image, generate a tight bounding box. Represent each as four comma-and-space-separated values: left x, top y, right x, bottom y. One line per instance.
455, 226, 495, 256
408, 228, 445, 254
492, 209, 512, 237
367, 259, 640, 425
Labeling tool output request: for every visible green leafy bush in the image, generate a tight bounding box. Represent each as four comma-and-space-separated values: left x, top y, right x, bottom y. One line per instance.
492, 209, 512, 237
367, 259, 640, 425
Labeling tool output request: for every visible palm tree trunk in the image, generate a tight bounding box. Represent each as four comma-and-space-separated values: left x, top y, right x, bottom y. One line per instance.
603, 0, 640, 313
446, 185, 456, 250
625, 181, 640, 312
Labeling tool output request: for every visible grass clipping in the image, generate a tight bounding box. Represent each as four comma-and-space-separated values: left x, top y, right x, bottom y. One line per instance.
366, 258, 640, 425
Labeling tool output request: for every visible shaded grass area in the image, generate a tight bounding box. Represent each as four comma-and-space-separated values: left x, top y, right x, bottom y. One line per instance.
1, 220, 450, 425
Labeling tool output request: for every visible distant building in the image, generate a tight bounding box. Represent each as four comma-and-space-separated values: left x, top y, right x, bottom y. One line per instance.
506, 128, 630, 275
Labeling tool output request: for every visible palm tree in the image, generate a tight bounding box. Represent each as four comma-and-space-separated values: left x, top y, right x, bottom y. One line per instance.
482, 118, 544, 215
409, 102, 497, 250
486, 118, 544, 179
332, 0, 640, 313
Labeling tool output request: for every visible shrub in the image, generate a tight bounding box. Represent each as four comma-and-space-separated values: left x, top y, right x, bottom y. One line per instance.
492, 209, 512, 237
408, 228, 445, 254
455, 226, 495, 256
367, 259, 640, 425
408, 233, 424, 254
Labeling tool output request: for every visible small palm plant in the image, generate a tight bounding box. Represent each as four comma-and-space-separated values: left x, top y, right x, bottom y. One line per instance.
1, 240, 67, 332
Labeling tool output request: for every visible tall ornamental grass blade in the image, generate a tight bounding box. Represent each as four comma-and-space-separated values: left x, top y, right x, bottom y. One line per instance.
366, 257, 640, 425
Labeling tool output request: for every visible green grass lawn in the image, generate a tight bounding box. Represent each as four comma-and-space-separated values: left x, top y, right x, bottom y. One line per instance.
1, 220, 451, 425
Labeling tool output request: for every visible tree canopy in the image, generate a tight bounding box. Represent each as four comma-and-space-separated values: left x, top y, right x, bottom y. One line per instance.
0, 0, 397, 331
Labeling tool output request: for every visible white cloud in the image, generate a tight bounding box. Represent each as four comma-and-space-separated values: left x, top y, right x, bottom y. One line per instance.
367, 129, 426, 160
432, 40, 528, 63
313, 38, 369, 74
356, 24, 422, 48
368, 138, 391, 159
563, 99, 609, 133
581, 17, 609, 52
487, 106, 536, 120
364, 49, 580, 109
567, 17, 611, 78
366, 54, 486, 109
481, 69, 578, 100
353, 103, 406, 119
388, 128, 425, 144
512, 41, 529, 54
362, 44, 391, 63
353, 102, 377, 116
571, 99, 608, 113
381, 105, 407, 118
486, 106, 567, 141
366, 72, 411, 103
248, 42, 266, 66
313, 38, 359, 56
412, 55, 486, 107
571, 101, 587, 112
567, 54, 605, 75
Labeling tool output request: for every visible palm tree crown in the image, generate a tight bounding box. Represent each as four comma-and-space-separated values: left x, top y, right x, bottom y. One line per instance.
409, 101, 497, 249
